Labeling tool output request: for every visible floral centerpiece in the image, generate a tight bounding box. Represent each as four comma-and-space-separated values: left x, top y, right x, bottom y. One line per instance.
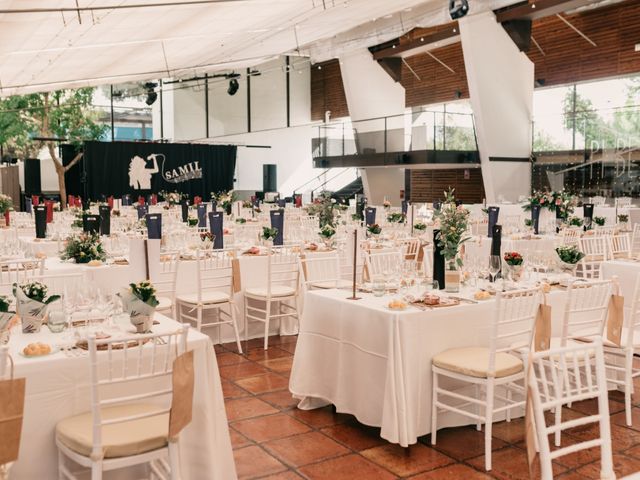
414, 222, 427, 231
61, 232, 106, 264
434, 189, 470, 293
13, 282, 60, 333
367, 223, 382, 236
618, 214, 629, 223
0, 295, 15, 344
524, 218, 533, 228
594, 216, 606, 226
213, 190, 236, 215
200, 231, 214, 247
160, 191, 184, 206
305, 192, 337, 228
504, 251, 524, 282
236, 218, 247, 224
0, 193, 13, 227
351, 213, 363, 222
119, 281, 159, 333
556, 245, 585, 274
187, 216, 198, 227
568, 216, 583, 227
383, 200, 391, 210
261, 226, 279, 244
523, 190, 576, 215
112, 209, 121, 217
319, 224, 336, 248
387, 213, 406, 224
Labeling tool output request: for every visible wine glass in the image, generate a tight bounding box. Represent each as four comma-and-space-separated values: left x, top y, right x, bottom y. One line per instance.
489, 255, 501, 284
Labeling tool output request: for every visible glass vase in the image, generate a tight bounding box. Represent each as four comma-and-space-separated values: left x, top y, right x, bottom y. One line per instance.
444, 259, 460, 293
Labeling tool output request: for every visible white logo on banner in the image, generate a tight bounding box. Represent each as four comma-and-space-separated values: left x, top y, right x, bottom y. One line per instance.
128, 153, 203, 189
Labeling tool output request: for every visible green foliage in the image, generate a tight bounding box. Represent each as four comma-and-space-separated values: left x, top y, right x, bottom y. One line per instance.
129, 281, 160, 307
61, 232, 107, 264
434, 188, 470, 265
387, 213, 406, 224
319, 224, 336, 238
568, 216, 583, 227
556, 245, 585, 265
0, 296, 10, 313
413, 222, 427, 231
261, 226, 279, 240
593, 216, 606, 226
13, 281, 60, 305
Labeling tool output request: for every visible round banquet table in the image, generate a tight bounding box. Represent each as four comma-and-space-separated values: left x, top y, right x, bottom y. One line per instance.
464, 234, 559, 263
6, 313, 237, 479
19, 238, 62, 258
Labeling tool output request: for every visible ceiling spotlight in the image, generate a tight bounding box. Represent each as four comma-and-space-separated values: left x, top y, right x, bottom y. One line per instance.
227, 78, 239, 96
449, 0, 469, 20
143, 82, 158, 105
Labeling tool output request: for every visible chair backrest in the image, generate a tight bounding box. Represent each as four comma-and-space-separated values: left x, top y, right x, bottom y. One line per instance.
488, 287, 541, 374
87, 326, 190, 460
594, 225, 617, 236
365, 250, 403, 277
299, 254, 341, 290
561, 228, 580, 247
0, 345, 8, 379
528, 339, 613, 480
150, 252, 180, 302
0, 258, 45, 294
561, 280, 612, 344
616, 197, 632, 207
589, 196, 606, 206
578, 236, 608, 279
266, 247, 299, 296
192, 248, 235, 302
608, 233, 631, 259
632, 224, 640, 256
401, 238, 421, 261
33, 272, 84, 300
623, 273, 640, 351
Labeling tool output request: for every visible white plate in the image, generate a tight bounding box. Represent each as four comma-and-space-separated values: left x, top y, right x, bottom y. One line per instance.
19, 345, 59, 358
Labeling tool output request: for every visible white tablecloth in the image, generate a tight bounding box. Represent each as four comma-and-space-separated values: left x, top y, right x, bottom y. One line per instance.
602, 260, 640, 305
7, 314, 236, 479
19, 238, 61, 257
464, 235, 559, 263
289, 287, 568, 447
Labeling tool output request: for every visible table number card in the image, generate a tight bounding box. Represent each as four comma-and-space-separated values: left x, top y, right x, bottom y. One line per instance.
491, 224, 502, 279
181, 200, 190, 222
82, 214, 100, 235
487, 206, 500, 238
99, 205, 111, 236
34, 205, 47, 239
209, 212, 224, 249
277, 198, 286, 208
365, 207, 376, 226
270, 210, 284, 246
25, 197, 32, 214
146, 214, 162, 240
583, 203, 594, 230
197, 204, 208, 228
531, 204, 541, 235
432, 229, 445, 289
401, 200, 408, 216
122, 194, 131, 206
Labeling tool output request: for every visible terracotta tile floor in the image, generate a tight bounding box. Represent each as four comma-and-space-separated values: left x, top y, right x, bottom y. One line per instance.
219, 336, 640, 479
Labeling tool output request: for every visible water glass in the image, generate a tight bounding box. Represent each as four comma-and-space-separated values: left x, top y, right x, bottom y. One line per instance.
371, 275, 386, 297
48, 310, 67, 333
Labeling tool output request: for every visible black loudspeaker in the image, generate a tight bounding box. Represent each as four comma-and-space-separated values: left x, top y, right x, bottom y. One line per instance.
263, 164, 277, 192
24, 158, 42, 195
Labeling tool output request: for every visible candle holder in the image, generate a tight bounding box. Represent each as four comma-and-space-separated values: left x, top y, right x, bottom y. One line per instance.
347, 228, 361, 300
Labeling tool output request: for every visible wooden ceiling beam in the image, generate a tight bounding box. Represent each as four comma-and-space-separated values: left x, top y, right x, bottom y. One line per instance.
371, 23, 459, 60
495, 0, 600, 22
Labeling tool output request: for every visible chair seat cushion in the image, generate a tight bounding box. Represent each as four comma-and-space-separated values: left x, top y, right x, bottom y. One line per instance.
433, 347, 523, 378
56, 403, 168, 459
176, 290, 230, 304
156, 296, 172, 311
309, 279, 352, 289
245, 285, 296, 298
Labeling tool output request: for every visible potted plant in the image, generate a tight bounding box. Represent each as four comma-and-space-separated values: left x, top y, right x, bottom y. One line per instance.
594, 216, 606, 227
187, 216, 198, 227
213, 190, 236, 216
119, 281, 160, 333
434, 188, 470, 293
0, 194, 13, 227
13, 282, 60, 333
387, 213, 406, 224
61, 232, 106, 264
568, 216, 583, 227
200, 231, 214, 248
261, 226, 279, 246
319, 224, 336, 248
367, 223, 382, 240
503, 251, 524, 282
0, 295, 16, 344
236, 218, 247, 224
555, 245, 585, 275
383, 199, 391, 210
414, 222, 427, 231
618, 214, 629, 230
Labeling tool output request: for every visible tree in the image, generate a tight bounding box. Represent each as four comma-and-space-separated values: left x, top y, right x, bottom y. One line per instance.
0, 88, 107, 208
562, 89, 615, 150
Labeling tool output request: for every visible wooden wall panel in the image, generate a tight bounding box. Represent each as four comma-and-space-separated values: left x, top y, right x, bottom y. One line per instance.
310, 60, 349, 121
310, 0, 640, 117
410, 168, 485, 203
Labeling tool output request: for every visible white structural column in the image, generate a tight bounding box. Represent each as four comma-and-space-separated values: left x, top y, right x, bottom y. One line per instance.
338, 49, 406, 206
459, 11, 533, 203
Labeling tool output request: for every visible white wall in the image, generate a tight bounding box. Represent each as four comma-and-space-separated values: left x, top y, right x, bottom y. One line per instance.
460, 11, 533, 203
361, 167, 404, 206
208, 76, 248, 137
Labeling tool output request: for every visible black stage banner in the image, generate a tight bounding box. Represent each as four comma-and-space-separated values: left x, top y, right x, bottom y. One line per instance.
63, 141, 236, 201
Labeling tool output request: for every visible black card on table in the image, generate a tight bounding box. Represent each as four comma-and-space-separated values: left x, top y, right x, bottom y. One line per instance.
34, 205, 47, 239
277, 199, 286, 208
583, 203, 594, 220
401, 201, 408, 215
531, 204, 541, 235
487, 206, 500, 237
490, 225, 502, 256
99, 205, 111, 236
181, 201, 190, 222
146, 214, 162, 240
197, 204, 208, 228
83, 214, 100, 235
432, 229, 445, 290
365, 207, 376, 226
209, 212, 224, 249
270, 209, 285, 246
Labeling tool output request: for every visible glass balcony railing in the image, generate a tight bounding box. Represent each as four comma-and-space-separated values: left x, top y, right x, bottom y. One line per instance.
312, 110, 478, 160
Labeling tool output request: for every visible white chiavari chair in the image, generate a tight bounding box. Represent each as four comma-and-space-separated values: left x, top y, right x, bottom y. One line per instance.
400, 238, 421, 262
299, 254, 349, 291
561, 227, 580, 247
0, 258, 45, 296
616, 197, 632, 208
608, 233, 631, 259
431, 287, 541, 471
632, 224, 640, 257
603, 274, 640, 426
244, 246, 300, 350
577, 236, 608, 279
527, 339, 618, 480
589, 196, 607, 206
0, 345, 17, 480
594, 225, 617, 236
56, 327, 191, 480
365, 250, 403, 278
176, 248, 242, 353
151, 252, 180, 319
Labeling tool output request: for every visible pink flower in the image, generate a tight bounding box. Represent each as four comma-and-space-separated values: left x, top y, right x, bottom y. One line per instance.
555, 199, 562, 205
540, 198, 545, 204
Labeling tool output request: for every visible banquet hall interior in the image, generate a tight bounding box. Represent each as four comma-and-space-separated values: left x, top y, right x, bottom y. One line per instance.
3, 0, 640, 479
